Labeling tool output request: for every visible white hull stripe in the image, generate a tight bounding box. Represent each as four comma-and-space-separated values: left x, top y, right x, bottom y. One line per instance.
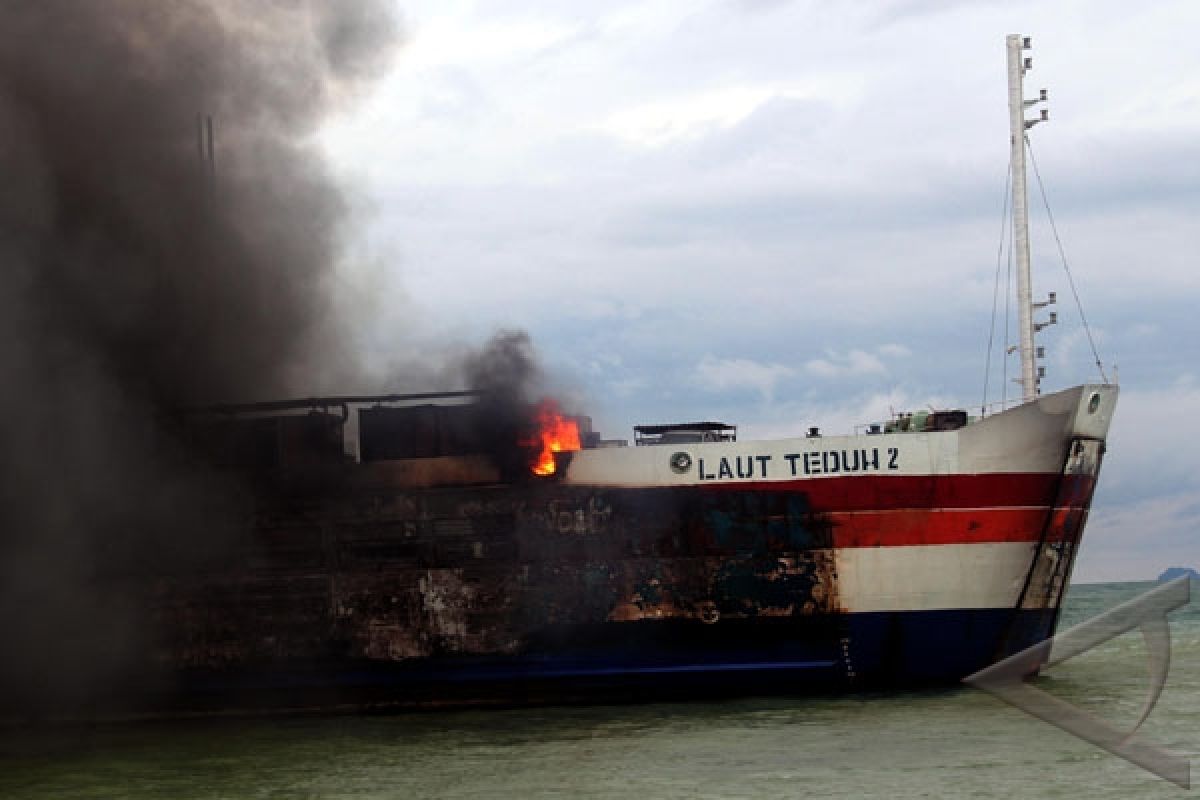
835, 542, 1039, 613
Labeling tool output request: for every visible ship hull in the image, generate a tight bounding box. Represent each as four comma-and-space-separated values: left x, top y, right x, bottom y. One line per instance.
146, 608, 1069, 717
98, 384, 1114, 713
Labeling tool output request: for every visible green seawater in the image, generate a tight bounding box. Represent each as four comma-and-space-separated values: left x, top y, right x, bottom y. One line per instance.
0, 582, 1195, 799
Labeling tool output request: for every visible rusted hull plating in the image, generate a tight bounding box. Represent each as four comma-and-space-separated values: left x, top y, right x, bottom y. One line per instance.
149, 472, 1093, 708
157, 485, 841, 666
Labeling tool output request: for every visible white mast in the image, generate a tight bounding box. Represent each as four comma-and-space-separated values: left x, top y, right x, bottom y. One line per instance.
1006, 34, 1052, 402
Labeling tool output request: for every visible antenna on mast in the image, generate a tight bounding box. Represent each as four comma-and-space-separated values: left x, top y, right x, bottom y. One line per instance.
1006, 34, 1054, 402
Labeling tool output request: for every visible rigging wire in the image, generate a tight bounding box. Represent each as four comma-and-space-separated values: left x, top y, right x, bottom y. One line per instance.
1025, 136, 1111, 384
983, 157, 1014, 416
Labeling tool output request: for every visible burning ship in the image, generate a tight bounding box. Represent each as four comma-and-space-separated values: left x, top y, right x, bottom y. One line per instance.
164, 381, 1113, 710
136, 35, 1118, 712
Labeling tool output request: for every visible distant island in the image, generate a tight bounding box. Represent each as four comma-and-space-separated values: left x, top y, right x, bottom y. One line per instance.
1158, 566, 1199, 582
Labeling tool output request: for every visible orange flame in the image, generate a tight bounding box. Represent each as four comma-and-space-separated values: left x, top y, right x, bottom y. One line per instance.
525, 399, 581, 476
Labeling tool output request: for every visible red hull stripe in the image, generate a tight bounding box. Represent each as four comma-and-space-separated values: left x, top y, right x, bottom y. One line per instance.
700, 473, 1094, 513
825, 507, 1088, 547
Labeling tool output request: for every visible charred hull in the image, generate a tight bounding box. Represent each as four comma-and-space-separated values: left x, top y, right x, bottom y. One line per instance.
32, 383, 1112, 715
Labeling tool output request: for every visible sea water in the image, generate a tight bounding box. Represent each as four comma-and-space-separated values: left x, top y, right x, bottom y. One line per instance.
1, 582, 1195, 799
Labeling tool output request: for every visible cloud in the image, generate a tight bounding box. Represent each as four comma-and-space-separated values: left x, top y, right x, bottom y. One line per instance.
598, 85, 777, 147
693, 355, 796, 402
877, 343, 912, 358
405, 15, 580, 68
805, 349, 889, 378
1077, 493, 1200, 582
1071, 382, 1200, 580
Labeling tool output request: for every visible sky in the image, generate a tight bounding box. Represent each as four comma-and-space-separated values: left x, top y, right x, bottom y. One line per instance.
319, 0, 1200, 582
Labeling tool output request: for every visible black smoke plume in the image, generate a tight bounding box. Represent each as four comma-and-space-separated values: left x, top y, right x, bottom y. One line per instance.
463, 330, 548, 477
0, 1, 399, 712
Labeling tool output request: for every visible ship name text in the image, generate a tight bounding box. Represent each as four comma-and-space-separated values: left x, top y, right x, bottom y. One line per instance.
696, 447, 899, 482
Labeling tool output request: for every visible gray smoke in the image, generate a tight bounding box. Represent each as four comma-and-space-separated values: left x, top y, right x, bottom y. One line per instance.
463, 330, 550, 476
464, 330, 543, 404
0, 1, 399, 712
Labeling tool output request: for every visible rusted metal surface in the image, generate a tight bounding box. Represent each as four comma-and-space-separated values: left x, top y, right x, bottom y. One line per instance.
150, 470, 842, 670
1019, 438, 1106, 613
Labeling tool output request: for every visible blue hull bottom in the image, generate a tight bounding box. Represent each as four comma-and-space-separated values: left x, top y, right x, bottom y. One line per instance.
164, 607, 1061, 711
843, 606, 1058, 685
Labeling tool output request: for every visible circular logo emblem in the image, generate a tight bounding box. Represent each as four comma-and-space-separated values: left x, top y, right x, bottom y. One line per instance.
669, 452, 693, 473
